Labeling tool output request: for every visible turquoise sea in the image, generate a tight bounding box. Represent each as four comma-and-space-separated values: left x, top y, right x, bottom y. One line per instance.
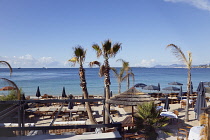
0, 68, 210, 96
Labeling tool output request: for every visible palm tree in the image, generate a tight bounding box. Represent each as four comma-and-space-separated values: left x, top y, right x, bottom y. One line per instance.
117, 59, 135, 89
0, 61, 20, 100
111, 60, 134, 93
110, 67, 124, 94
134, 101, 170, 139
92, 39, 121, 124
69, 46, 97, 124
0, 61, 12, 75
166, 44, 192, 122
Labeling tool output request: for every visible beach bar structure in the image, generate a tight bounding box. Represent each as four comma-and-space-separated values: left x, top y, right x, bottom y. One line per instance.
107, 87, 161, 118
0, 98, 123, 139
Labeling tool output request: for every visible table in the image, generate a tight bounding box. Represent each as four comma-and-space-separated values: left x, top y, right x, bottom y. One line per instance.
121, 116, 134, 127
26, 108, 38, 112
62, 115, 69, 121
182, 99, 194, 104
188, 126, 204, 140
160, 111, 178, 119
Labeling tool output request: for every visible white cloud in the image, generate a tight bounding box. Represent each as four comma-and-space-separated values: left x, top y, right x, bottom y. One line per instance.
164, 0, 210, 11
0, 55, 63, 68
136, 59, 156, 67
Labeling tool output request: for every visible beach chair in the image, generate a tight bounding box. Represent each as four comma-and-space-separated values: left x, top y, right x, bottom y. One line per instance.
173, 110, 179, 117
177, 126, 192, 140
177, 128, 188, 140
180, 100, 186, 108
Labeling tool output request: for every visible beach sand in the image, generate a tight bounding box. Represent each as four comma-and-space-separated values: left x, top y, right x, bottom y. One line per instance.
29, 100, 209, 139
2, 97, 209, 139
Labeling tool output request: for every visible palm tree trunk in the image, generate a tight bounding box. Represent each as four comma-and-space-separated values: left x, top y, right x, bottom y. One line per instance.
127, 73, 130, 89
79, 64, 97, 124
118, 82, 121, 93
185, 69, 191, 122
104, 58, 111, 124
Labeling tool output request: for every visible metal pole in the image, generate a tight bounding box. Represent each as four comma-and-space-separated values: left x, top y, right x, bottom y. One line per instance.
18, 101, 21, 135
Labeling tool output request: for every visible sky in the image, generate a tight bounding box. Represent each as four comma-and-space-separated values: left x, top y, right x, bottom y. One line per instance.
0, 0, 210, 68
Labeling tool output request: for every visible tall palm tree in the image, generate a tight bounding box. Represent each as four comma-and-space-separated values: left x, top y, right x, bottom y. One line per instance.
69, 46, 97, 124
92, 39, 121, 124
0, 61, 20, 100
166, 44, 192, 122
111, 60, 134, 93
117, 59, 135, 89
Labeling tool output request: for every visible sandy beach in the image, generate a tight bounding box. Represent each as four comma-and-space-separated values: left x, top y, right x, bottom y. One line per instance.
1, 93, 209, 140
21, 97, 210, 139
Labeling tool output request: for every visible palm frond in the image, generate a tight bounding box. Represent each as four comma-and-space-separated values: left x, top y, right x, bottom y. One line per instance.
116, 59, 125, 63
135, 101, 169, 129
117, 59, 130, 71
92, 44, 102, 58
74, 46, 86, 62
111, 43, 121, 57
122, 72, 135, 83
119, 67, 125, 76
0, 61, 12, 76
122, 74, 128, 82
129, 72, 135, 84
102, 39, 112, 53
89, 61, 101, 67
99, 65, 105, 77
68, 57, 77, 66
110, 67, 118, 77
166, 44, 188, 66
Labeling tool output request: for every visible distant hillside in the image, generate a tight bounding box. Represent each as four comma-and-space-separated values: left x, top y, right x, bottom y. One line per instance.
153, 63, 210, 68
153, 64, 186, 68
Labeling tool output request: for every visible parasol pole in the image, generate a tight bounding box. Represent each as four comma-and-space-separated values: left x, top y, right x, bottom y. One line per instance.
132, 106, 134, 123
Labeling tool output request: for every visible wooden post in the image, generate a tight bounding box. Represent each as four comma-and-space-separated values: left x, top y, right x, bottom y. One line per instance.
208, 114, 210, 140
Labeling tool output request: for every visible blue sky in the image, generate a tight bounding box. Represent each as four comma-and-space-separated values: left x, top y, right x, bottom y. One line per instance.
0, 0, 210, 68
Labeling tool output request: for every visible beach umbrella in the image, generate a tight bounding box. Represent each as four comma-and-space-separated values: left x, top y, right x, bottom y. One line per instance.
194, 82, 207, 120
35, 86, 41, 109
158, 83, 160, 92
36, 86, 41, 99
134, 83, 147, 88
178, 86, 183, 100
62, 87, 67, 98
162, 86, 180, 91
168, 82, 183, 86
21, 94, 29, 109
164, 94, 170, 111
68, 94, 74, 120
0, 86, 16, 91
110, 91, 113, 97
190, 81, 193, 95
68, 94, 74, 109
143, 85, 159, 91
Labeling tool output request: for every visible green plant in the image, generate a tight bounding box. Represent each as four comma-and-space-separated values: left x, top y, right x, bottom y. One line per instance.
0, 88, 24, 101
134, 101, 170, 139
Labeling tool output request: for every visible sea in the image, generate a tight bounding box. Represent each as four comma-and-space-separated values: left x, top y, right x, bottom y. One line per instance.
0, 68, 210, 97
